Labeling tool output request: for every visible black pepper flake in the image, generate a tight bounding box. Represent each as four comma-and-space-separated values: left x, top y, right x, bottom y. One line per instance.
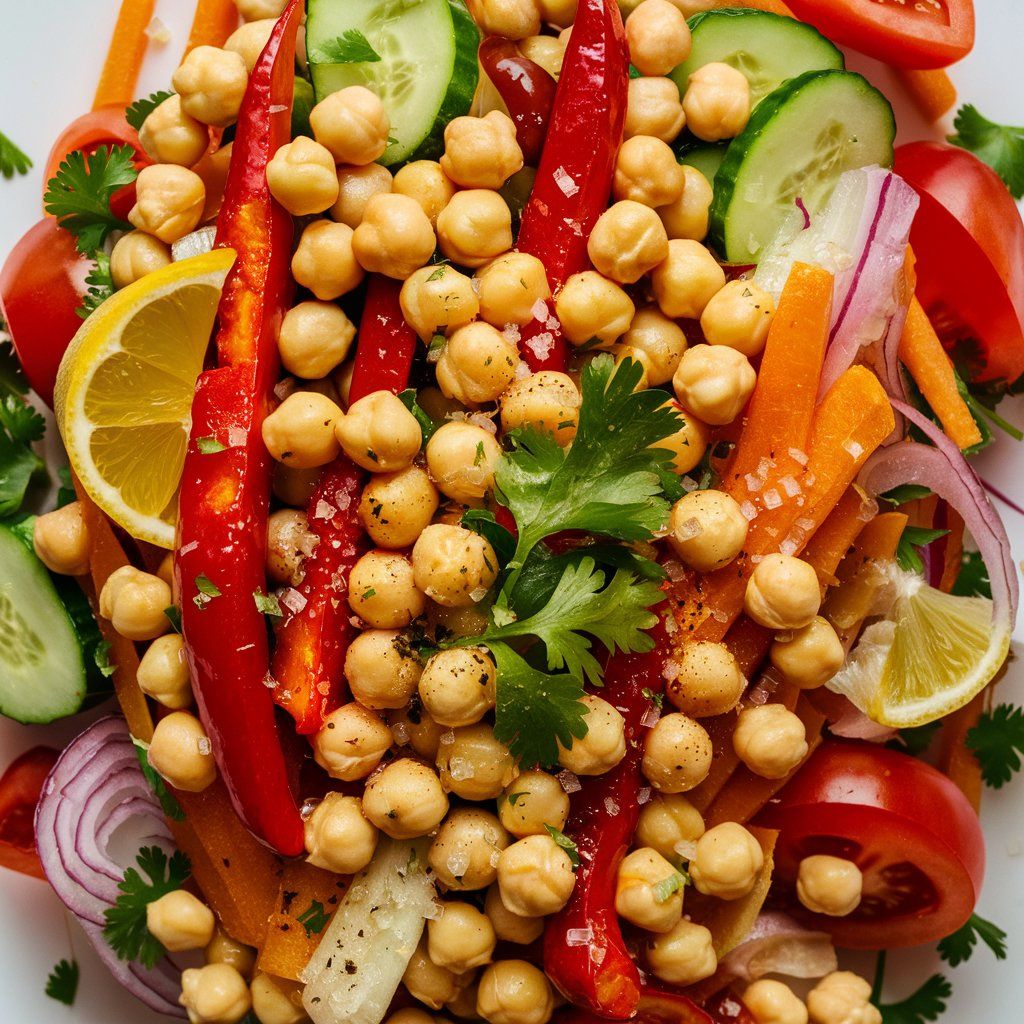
345, 960, 358, 975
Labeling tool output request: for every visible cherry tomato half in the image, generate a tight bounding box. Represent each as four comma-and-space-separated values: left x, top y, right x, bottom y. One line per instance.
757, 741, 984, 949
0, 746, 59, 881
784, 0, 975, 70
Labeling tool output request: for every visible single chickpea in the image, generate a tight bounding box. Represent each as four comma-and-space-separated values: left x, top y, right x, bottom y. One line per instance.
667, 640, 746, 718
128, 164, 206, 243
393, 160, 458, 226
475, 252, 550, 328
555, 271, 635, 347
99, 565, 172, 641
419, 647, 496, 728
139, 94, 208, 167
235, 0, 286, 20
797, 855, 863, 918
172, 46, 249, 127
250, 973, 308, 1024
436, 189, 513, 269
345, 629, 422, 710
412, 524, 498, 608
636, 793, 705, 864
745, 554, 821, 630
138, 634, 193, 709
335, 389, 422, 472
625, 77, 686, 143
683, 61, 751, 142
429, 807, 510, 890
436, 322, 521, 405
437, 722, 519, 801
497, 835, 575, 917
147, 890, 215, 952
659, 165, 714, 241
744, 980, 809, 1024
537, 0, 576, 26
304, 791, 379, 874
500, 371, 581, 446
466, 0, 542, 39
425, 422, 502, 505
807, 973, 881, 1024
701, 280, 776, 358
313, 702, 393, 780
204, 928, 256, 977
179, 964, 251, 1024
499, 770, 569, 838
266, 136, 340, 216
291, 220, 365, 300
110, 231, 173, 290
272, 463, 321, 507
557, 695, 627, 776
651, 239, 726, 320
432, 602, 490, 640
441, 111, 524, 190
621, 307, 687, 385
477, 960, 554, 1024
668, 489, 748, 571
262, 391, 343, 468
156, 551, 175, 588
352, 193, 437, 280
587, 201, 670, 285
362, 758, 450, 839
626, 0, 692, 77
389, 702, 446, 759
770, 616, 845, 690
642, 713, 713, 793
429, 901, 497, 973
657, 401, 708, 476
613, 135, 686, 208
519, 34, 565, 78
278, 301, 356, 380
148, 711, 216, 792
348, 550, 425, 628
690, 821, 763, 899
616, 846, 686, 933
733, 704, 809, 780
400, 264, 480, 341
646, 919, 717, 986
331, 162, 393, 228
672, 344, 755, 426
310, 86, 390, 165
402, 939, 461, 1009
32, 502, 90, 576
359, 467, 440, 549
224, 19, 275, 73
484, 884, 544, 944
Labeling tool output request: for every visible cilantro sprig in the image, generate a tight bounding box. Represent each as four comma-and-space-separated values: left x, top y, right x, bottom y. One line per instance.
125, 91, 175, 132
873, 952, 951, 1024
895, 526, 949, 575
949, 104, 1024, 199
967, 703, 1024, 788
544, 824, 580, 867
311, 29, 382, 65
45, 959, 79, 1006
938, 912, 1008, 967
0, 131, 32, 179
0, 342, 46, 516
76, 250, 115, 320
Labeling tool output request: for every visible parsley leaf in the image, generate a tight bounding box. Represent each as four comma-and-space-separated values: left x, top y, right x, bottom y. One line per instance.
967, 703, 1024, 788
937, 912, 1008, 967
461, 508, 517, 568
951, 550, 991, 599
544, 824, 580, 867
0, 131, 32, 179
311, 28, 382, 64
398, 388, 441, 442
102, 846, 191, 967
881, 484, 932, 507
56, 465, 77, 508
296, 900, 330, 937
892, 720, 940, 757
895, 526, 948, 575
254, 590, 283, 617
0, 339, 29, 399
132, 739, 185, 822
949, 104, 1024, 199
0, 392, 46, 516
77, 250, 115, 320
125, 91, 175, 132
877, 974, 952, 1024
43, 145, 137, 255
164, 606, 182, 633
45, 959, 79, 1006
197, 436, 226, 454
193, 574, 221, 609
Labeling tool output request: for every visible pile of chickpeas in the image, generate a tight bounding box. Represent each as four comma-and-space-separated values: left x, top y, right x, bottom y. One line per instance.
28, 2, 884, 1023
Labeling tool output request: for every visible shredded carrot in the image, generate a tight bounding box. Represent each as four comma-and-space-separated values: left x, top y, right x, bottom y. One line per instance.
898, 68, 958, 122
728, 0, 795, 16
939, 507, 965, 592
92, 0, 157, 112
938, 694, 985, 812
899, 297, 982, 451
800, 485, 877, 589
186, 0, 240, 53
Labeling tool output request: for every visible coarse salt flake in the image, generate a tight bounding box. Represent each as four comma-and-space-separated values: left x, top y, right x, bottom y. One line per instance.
557, 770, 581, 793
678, 516, 704, 540
739, 501, 757, 521
314, 500, 336, 520
145, 16, 171, 43
780, 476, 801, 497
638, 787, 652, 805
280, 588, 307, 614
526, 332, 556, 361
553, 166, 579, 197
843, 439, 864, 459
788, 447, 809, 466
567, 928, 594, 946
763, 488, 782, 509
745, 473, 765, 493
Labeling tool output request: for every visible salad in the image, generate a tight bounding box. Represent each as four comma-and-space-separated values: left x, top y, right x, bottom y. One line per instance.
0, 0, 1022, 1022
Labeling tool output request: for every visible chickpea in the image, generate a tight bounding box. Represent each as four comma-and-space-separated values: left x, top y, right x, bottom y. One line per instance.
109, 231, 173, 290
437, 323, 520, 406
635, 793, 705, 864
362, 758, 449, 839
331, 162, 394, 229
426, 422, 502, 505
419, 647, 496, 727
646, 919, 717, 986
128, 164, 205, 243
432, 603, 490, 640
33, 502, 90, 576
475, 253, 550, 328
657, 402, 708, 475
616, 847, 685, 933
429, 901, 497, 973
400, 265, 480, 341
484, 883, 544, 944
520, 35, 565, 78
148, 711, 216, 792
310, 86, 390, 165
429, 807, 510, 890
745, 554, 821, 630
138, 634, 193, 709
389, 703, 446, 759
642, 713, 712, 793
668, 489, 748, 571
393, 160, 458, 226
235, 0, 286, 19
666, 640, 746, 719
537, 0, 576, 26
336, 393, 422, 475
613, 135, 686, 208
204, 928, 256, 978
466, 0, 542, 40
701, 280, 776, 358
496, 835, 575, 917
156, 551, 175, 588
353, 193, 437, 280
402, 939, 461, 1009
180, 964, 251, 1024
224, 19, 275, 73
690, 821, 763, 900
278, 301, 356, 380
672, 344, 755, 426
797, 855, 863, 918
498, 770, 569, 838
659, 165, 714, 241
304, 791, 379, 874
441, 111, 524, 190
733, 704, 808, 780
586, 202, 670, 286
99, 565, 172, 641
359, 467, 439, 549
412, 524, 498, 608
173, 46, 248, 127
620, 307, 687, 386
557, 695, 627, 776
625, 77, 686, 143
147, 890, 215, 952
651, 239, 725, 320
477, 961, 553, 1024
345, 629, 423, 710
626, 0, 692, 78
291, 220, 364, 301
313, 702, 393, 781
500, 371, 580, 446
807, 973, 881, 1024
555, 271, 635, 347
770, 616, 845, 690
266, 137, 339, 216
250, 973, 308, 1024
139, 94, 208, 167
744, 980, 809, 1024
348, 550, 425, 628
262, 391, 342, 468
683, 61, 750, 142
389, 1009, 439, 1024
436, 190, 513, 269
437, 722, 519, 801
272, 463, 320, 507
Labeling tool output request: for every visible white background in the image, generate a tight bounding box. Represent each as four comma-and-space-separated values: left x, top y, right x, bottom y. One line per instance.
1, 1, 1023, 1020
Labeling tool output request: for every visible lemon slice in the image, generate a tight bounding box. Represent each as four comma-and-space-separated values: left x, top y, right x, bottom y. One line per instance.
826, 561, 1010, 728
54, 249, 236, 548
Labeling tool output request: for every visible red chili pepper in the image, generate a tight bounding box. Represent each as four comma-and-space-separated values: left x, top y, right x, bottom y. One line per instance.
176, 0, 305, 857
478, 37, 557, 165
271, 275, 418, 734
514, 0, 628, 373
0, 746, 59, 880
556, 985, 715, 1024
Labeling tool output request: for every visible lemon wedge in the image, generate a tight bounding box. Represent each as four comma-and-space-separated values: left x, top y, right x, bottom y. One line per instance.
826, 561, 1010, 728
54, 249, 235, 548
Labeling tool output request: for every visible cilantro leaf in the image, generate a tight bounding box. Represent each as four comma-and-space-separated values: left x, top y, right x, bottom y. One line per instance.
949, 105, 1024, 199
164, 606, 182, 633
102, 846, 191, 967
45, 958, 79, 1006
132, 739, 185, 822
877, 974, 951, 1024
0, 339, 29, 399
544, 824, 580, 867
461, 508, 517, 568
0, 131, 32, 179
296, 900, 330, 937
43, 145, 137, 255
193, 574, 221, 609
56, 465, 77, 508
254, 590, 283, 617
895, 526, 948, 575
0, 393, 45, 516
399, 388, 441, 442
125, 91, 175, 132
951, 550, 991, 599
938, 912, 1007, 967
312, 29, 382, 64
881, 484, 932, 507
77, 250, 115, 320
892, 720, 940, 757
967, 703, 1024, 788
197, 436, 226, 454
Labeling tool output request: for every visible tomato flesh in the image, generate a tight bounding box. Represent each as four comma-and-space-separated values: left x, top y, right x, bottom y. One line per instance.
0, 746, 59, 881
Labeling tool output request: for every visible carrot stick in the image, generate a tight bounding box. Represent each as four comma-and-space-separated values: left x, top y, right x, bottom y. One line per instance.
186, 0, 240, 53
92, 0, 157, 111
899, 297, 982, 451
938, 694, 984, 812
800, 485, 877, 589
939, 507, 965, 593
727, 0, 794, 15
899, 68, 958, 122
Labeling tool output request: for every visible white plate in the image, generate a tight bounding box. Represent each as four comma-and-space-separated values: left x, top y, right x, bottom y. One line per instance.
1, 1, 1023, 1020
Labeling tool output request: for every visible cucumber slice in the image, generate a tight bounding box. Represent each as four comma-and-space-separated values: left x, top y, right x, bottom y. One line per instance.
307, 0, 479, 166
0, 520, 109, 724
677, 142, 728, 185
710, 70, 896, 264
670, 7, 844, 106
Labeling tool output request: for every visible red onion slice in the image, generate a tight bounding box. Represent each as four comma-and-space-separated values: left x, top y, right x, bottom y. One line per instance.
717, 912, 837, 984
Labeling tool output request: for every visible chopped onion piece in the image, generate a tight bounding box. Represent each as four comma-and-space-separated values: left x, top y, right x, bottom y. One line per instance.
171, 226, 217, 262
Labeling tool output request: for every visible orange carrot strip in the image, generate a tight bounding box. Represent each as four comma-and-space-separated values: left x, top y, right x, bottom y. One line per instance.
899, 297, 982, 451
899, 68, 958, 122
939, 508, 965, 593
938, 694, 985, 812
186, 0, 240, 53
92, 0, 157, 111
725, 0, 794, 15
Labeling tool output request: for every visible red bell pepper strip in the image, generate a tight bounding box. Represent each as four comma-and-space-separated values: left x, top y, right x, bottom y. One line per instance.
514, 0, 628, 373
176, 0, 304, 857
555, 985, 718, 1024
0, 747, 59, 880
271, 276, 418, 734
